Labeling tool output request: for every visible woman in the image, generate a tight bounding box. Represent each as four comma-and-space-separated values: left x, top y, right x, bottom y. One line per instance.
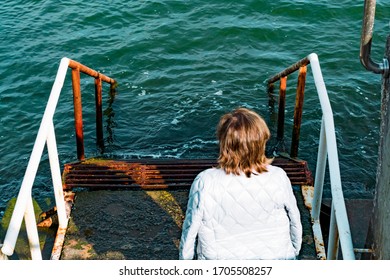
179, 108, 302, 260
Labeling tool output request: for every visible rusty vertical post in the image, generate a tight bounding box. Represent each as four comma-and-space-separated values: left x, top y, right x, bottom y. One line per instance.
290, 66, 307, 158
267, 83, 275, 114
71, 68, 85, 161
95, 76, 104, 151
277, 76, 287, 141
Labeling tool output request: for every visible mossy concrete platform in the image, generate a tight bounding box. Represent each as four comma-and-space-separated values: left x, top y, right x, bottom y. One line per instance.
60, 187, 317, 260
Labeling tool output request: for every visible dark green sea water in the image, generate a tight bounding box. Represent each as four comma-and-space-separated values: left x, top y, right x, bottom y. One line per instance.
0, 0, 389, 217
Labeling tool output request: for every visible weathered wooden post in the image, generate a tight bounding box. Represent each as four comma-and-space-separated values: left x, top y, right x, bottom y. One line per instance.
360, 0, 390, 259
370, 36, 390, 259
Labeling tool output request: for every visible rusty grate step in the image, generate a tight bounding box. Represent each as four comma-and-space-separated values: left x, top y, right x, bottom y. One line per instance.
62, 157, 313, 191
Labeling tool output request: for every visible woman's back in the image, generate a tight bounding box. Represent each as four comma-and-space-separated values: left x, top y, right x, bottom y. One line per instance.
179, 108, 302, 260
181, 165, 301, 260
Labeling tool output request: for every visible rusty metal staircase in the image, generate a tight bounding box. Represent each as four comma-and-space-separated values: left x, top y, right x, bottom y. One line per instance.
1, 55, 354, 261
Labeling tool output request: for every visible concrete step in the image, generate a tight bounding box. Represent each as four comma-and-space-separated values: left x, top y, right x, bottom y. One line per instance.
59, 156, 317, 260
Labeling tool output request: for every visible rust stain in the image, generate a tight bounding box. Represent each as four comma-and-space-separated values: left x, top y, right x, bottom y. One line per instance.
314, 234, 327, 260
301, 185, 314, 211
62, 157, 313, 191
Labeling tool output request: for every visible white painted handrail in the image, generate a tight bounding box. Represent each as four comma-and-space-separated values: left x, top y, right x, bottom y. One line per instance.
0, 58, 71, 259
0, 57, 115, 260
267, 53, 355, 260
308, 53, 355, 260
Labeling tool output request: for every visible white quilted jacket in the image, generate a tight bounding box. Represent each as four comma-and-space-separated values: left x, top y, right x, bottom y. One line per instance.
179, 165, 302, 260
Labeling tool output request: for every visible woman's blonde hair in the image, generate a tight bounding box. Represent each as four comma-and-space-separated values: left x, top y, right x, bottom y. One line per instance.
217, 107, 273, 177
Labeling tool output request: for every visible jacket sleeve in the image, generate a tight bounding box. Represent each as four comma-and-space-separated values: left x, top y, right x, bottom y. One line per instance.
179, 174, 204, 260
282, 171, 303, 256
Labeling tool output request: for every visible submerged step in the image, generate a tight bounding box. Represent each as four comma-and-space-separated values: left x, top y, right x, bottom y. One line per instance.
63, 157, 313, 191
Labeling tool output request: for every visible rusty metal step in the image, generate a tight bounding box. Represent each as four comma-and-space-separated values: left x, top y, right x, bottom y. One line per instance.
62, 157, 313, 191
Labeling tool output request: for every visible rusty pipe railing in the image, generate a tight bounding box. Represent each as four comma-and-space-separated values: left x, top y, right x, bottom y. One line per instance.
291, 66, 307, 158
0, 58, 116, 260
360, 0, 389, 77
268, 57, 309, 158
267, 53, 355, 260
68, 60, 116, 160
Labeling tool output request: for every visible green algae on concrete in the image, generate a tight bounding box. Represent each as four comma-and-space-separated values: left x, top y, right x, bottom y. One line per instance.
61, 189, 189, 260
0, 197, 56, 259
61, 187, 317, 260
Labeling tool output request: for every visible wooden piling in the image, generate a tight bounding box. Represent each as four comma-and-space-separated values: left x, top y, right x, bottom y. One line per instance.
370, 35, 390, 259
